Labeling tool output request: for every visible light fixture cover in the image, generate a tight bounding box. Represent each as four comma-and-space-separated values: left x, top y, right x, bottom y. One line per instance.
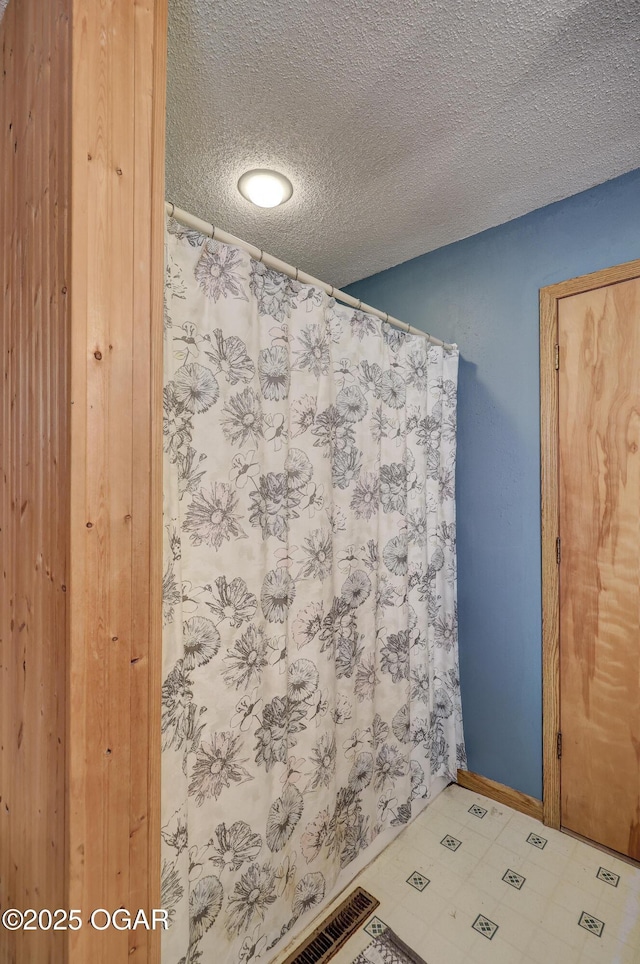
238, 169, 293, 208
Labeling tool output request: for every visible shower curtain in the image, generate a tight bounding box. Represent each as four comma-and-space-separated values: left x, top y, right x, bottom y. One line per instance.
161, 215, 466, 964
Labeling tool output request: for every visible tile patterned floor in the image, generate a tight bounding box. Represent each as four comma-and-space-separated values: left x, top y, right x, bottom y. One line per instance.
288, 783, 640, 964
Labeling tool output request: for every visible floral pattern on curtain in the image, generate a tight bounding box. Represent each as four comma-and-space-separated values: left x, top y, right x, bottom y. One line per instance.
161, 215, 466, 964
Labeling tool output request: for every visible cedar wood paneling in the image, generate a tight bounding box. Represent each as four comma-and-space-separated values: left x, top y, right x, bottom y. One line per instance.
1, 2, 71, 960
0, 1, 166, 960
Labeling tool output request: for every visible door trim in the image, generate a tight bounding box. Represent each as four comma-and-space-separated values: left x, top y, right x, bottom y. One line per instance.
539, 257, 640, 830
457, 770, 543, 821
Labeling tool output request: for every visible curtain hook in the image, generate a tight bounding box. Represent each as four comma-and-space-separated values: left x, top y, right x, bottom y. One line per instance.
295, 267, 299, 281
385, 312, 390, 324
259, 249, 264, 263
357, 299, 362, 311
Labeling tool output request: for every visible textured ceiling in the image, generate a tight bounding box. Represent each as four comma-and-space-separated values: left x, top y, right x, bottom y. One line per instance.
2, 2, 636, 287
167, 0, 639, 287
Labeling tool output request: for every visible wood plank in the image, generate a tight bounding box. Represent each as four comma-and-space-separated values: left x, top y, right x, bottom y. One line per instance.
539, 287, 561, 829
543, 258, 640, 300
0, 2, 71, 961
456, 770, 543, 821
128, 3, 167, 958
558, 277, 640, 859
0, 15, 13, 948
67, 1, 166, 960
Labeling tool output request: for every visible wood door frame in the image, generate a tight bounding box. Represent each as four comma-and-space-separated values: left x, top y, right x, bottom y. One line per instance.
540, 257, 640, 830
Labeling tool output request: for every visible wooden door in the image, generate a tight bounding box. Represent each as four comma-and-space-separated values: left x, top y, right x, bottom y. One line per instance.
557, 276, 640, 859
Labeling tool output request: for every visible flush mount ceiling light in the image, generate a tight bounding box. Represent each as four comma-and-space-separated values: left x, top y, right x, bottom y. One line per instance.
237, 169, 293, 208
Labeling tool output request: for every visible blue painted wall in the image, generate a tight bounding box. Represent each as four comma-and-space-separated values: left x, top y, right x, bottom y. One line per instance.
346, 168, 640, 800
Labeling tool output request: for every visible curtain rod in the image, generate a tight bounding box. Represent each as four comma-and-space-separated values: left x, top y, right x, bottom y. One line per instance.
165, 201, 455, 351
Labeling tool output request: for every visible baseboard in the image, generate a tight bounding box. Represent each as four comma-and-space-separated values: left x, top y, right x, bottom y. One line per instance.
456, 769, 543, 822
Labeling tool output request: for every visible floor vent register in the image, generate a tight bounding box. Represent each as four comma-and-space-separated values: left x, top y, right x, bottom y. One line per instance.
281, 886, 380, 964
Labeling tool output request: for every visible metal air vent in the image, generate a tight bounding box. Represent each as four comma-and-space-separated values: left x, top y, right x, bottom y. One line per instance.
280, 886, 379, 964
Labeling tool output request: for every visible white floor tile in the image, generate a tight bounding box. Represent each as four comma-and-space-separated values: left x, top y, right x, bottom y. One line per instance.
501, 880, 551, 924
495, 824, 540, 858
405, 888, 450, 927
562, 858, 611, 899
596, 892, 640, 949
413, 928, 467, 964
465, 811, 513, 841
431, 905, 478, 953
469, 932, 526, 964
525, 844, 573, 877
551, 878, 595, 915
516, 859, 561, 897
545, 829, 578, 859
411, 828, 453, 863
420, 809, 467, 841
489, 903, 537, 952
579, 931, 640, 963
437, 845, 482, 878
276, 784, 640, 964
506, 810, 546, 834
381, 900, 428, 948
469, 861, 517, 903
541, 902, 588, 950
523, 929, 583, 964
483, 840, 528, 874
461, 829, 495, 860
452, 879, 499, 919
599, 871, 640, 912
